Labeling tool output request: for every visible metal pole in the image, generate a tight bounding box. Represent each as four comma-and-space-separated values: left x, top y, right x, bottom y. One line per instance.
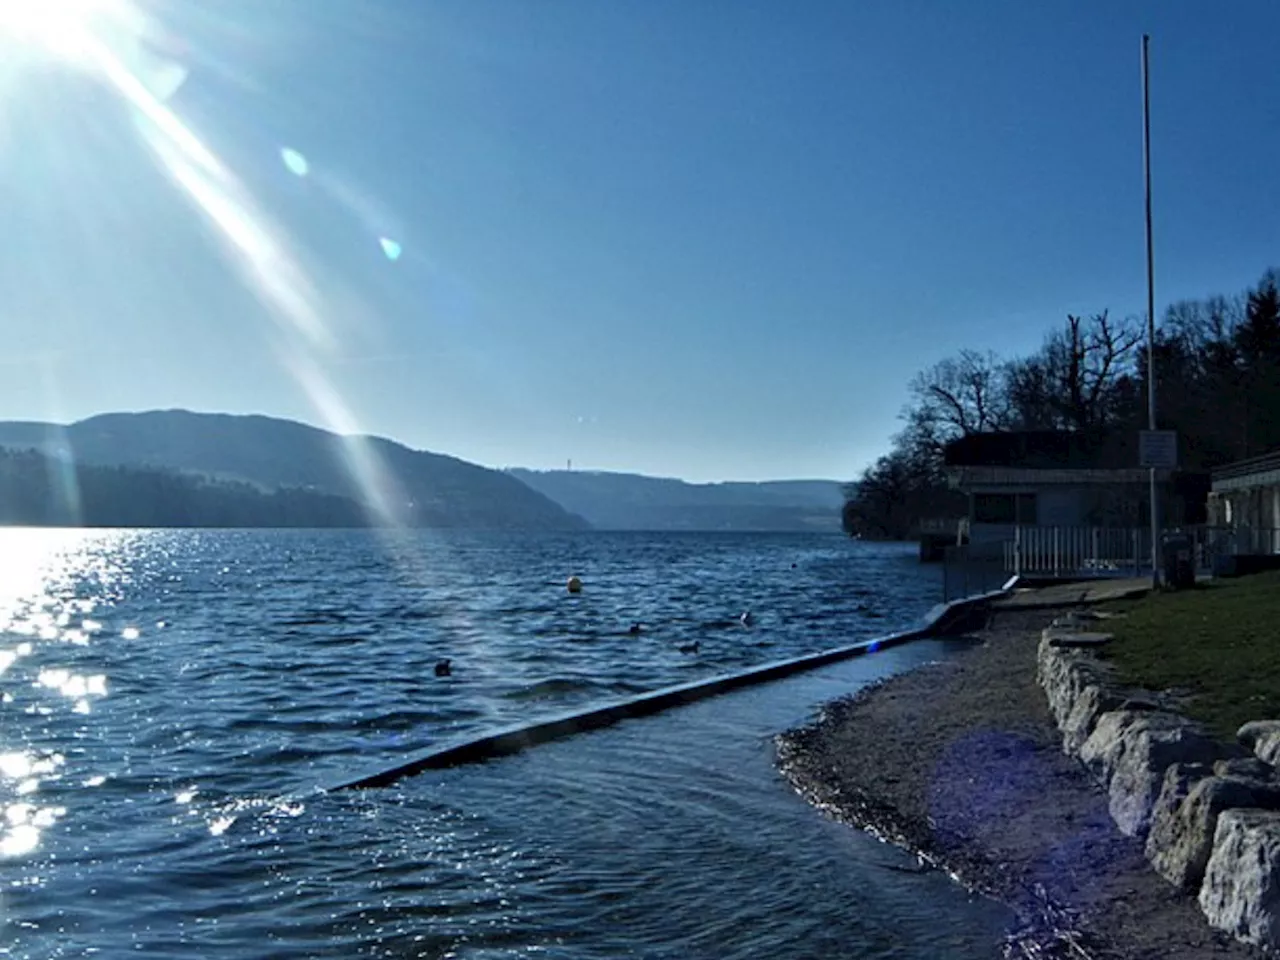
1143, 34, 1160, 588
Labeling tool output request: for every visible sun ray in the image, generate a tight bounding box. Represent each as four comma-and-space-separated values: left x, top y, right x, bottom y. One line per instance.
52, 17, 418, 532
0, 2, 477, 628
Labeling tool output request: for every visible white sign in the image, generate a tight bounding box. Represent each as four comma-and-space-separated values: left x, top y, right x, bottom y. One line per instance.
1139, 430, 1178, 469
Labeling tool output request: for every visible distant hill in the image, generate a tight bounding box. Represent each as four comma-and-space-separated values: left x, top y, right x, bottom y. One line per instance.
0, 411, 588, 530
507, 469, 843, 532
0, 447, 366, 527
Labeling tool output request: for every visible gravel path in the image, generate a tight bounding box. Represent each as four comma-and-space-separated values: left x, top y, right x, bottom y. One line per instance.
776, 607, 1261, 960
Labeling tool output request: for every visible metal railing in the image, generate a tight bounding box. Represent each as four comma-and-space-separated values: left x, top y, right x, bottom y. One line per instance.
1004, 526, 1153, 578
941, 524, 1280, 601
1000, 525, 1262, 578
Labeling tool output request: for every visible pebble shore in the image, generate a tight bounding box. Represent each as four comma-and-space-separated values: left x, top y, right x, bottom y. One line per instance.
775, 607, 1262, 959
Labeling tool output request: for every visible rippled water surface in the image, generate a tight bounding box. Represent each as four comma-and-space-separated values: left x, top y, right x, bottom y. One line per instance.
0, 529, 1011, 958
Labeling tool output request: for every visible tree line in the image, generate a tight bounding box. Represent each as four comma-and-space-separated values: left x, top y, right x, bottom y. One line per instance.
0, 448, 368, 527
843, 268, 1280, 539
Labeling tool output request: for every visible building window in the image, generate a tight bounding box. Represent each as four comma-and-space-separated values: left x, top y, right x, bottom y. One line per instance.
973, 493, 1038, 524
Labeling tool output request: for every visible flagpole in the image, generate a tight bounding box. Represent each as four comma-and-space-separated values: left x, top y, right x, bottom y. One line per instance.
1143, 34, 1160, 588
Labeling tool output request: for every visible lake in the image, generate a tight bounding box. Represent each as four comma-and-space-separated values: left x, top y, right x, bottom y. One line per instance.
0, 529, 1012, 958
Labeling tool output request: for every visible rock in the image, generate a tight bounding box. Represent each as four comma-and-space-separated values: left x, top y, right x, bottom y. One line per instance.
1079, 709, 1227, 839
1079, 709, 1157, 785
1117, 696, 1164, 713
1035, 634, 1058, 686
1058, 660, 1105, 716
1238, 720, 1280, 751
1067, 609, 1105, 621
1047, 632, 1114, 649
1215, 757, 1275, 780
1257, 733, 1280, 767
1037, 639, 1116, 733
1062, 683, 1127, 755
1107, 716, 1226, 839
1148, 771, 1280, 891
1200, 809, 1280, 948
1036, 638, 1076, 725
1145, 762, 1215, 886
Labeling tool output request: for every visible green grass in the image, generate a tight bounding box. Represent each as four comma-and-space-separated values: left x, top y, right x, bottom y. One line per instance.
1100, 571, 1280, 740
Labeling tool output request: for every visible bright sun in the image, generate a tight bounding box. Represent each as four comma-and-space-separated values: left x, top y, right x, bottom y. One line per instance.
0, 0, 115, 62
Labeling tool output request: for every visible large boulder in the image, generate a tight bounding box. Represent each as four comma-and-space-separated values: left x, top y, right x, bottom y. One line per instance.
1256, 733, 1280, 767
1062, 682, 1127, 755
1216, 757, 1275, 779
1052, 661, 1110, 730
1035, 635, 1077, 709
1079, 709, 1159, 785
1238, 720, 1280, 752
1079, 709, 1228, 839
1200, 809, 1280, 949
1109, 718, 1226, 839
1147, 771, 1280, 891
1037, 637, 1115, 733
1145, 762, 1214, 885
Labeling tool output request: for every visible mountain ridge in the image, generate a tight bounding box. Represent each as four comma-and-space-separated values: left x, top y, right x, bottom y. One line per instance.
0, 410, 588, 531
506, 468, 843, 532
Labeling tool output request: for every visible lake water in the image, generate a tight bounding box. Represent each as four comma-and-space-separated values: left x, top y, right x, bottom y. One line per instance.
0, 529, 1012, 958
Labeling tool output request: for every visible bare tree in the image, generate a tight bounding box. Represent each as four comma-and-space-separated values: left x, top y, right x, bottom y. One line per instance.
1006, 312, 1141, 432
905, 349, 1010, 442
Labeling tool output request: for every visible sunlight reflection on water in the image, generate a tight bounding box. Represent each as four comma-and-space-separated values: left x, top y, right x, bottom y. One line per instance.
0, 530, 142, 862
0, 528, 993, 958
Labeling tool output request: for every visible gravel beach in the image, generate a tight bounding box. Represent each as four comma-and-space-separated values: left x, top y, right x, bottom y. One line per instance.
776, 607, 1262, 959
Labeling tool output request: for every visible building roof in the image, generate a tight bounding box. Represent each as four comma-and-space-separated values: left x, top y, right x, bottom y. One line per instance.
1212, 449, 1280, 490
949, 466, 1170, 488
943, 430, 1137, 469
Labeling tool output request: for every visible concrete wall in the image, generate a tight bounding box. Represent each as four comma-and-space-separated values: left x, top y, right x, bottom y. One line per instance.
1037, 487, 1086, 526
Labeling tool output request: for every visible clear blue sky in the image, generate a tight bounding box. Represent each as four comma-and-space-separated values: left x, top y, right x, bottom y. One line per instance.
0, 1, 1278, 482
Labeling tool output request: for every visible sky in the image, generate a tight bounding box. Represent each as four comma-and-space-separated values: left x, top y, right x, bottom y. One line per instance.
1, 1, 1279, 483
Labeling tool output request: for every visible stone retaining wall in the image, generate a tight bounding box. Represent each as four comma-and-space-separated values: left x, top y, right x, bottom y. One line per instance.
1037, 613, 1280, 951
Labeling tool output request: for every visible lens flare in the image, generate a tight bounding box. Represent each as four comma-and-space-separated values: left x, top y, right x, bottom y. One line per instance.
281, 146, 309, 177
1, 2, 479, 651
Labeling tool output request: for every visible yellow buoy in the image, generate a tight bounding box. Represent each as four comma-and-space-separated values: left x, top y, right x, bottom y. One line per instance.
566, 575, 582, 594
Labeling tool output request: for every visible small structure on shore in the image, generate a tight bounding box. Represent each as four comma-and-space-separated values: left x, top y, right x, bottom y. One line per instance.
1207, 448, 1280, 570
944, 430, 1184, 545
937, 429, 1208, 584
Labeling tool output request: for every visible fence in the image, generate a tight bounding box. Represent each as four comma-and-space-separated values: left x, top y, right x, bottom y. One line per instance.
1004, 526, 1152, 578
941, 525, 1280, 600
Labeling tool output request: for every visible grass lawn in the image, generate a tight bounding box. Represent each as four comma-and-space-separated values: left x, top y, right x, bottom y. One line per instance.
1101, 570, 1280, 740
